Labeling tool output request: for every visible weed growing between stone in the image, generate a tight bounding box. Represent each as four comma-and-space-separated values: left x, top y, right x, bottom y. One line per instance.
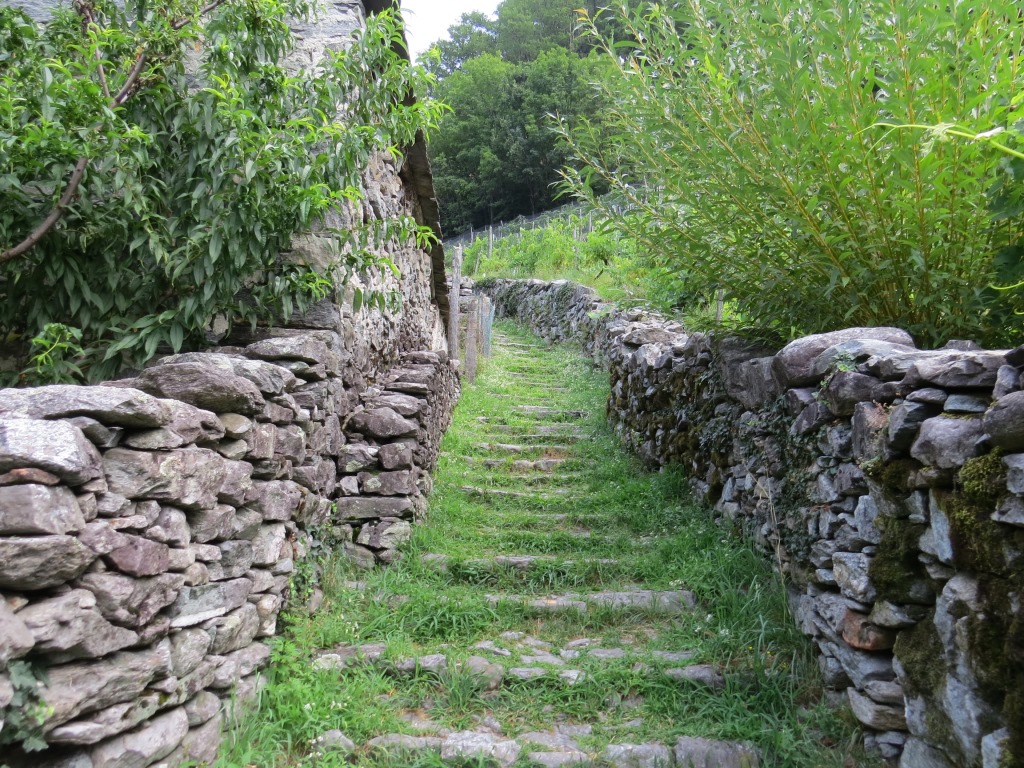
216, 321, 880, 768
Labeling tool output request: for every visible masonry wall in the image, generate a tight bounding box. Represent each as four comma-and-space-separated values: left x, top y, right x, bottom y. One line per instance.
480, 278, 1024, 768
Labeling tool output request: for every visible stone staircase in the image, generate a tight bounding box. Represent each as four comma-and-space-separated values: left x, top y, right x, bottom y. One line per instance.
305, 328, 766, 768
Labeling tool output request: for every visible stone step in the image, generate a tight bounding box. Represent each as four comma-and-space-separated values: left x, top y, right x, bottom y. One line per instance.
420, 553, 622, 573
478, 433, 584, 444
459, 457, 574, 472
514, 406, 589, 420
476, 419, 588, 435
461, 485, 571, 501
472, 443, 573, 455
485, 589, 697, 615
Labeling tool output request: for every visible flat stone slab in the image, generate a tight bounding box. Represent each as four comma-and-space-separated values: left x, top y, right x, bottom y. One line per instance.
529, 751, 590, 767
441, 730, 522, 768
604, 743, 674, 768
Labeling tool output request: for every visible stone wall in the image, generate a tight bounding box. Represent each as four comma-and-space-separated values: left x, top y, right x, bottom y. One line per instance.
0, 334, 457, 767
480, 278, 1024, 768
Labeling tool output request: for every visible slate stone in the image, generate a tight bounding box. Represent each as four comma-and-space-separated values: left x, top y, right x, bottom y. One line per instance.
103, 447, 226, 510
47, 693, 162, 746
135, 362, 265, 415
205, 603, 260, 655
984, 392, 1024, 452
41, 647, 168, 728
379, 442, 415, 470
773, 327, 914, 388
219, 460, 253, 507
851, 402, 888, 461
77, 572, 184, 628
245, 480, 303, 521
358, 469, 417, 495
0, 598, 34, 665
184, 690, 221, 727
821, 371, 888, 416
18, 589, 138, 662
356, 518, 412, 549
992, 495, 1024, 527
847, 687, 906, 731
0, 484, 85, 535
337, 445, 379, 472
899, 737, 956, 768
167, 577, 253, 628
902, 350, 1006, 389
105, 533, 171, 577
348, 407, 418, 439
944, 394, 989, 414
335, 496, 413, 520
887, 401, 934, 452
0, 418, 102, 485
463, 655, 504, 691
832, 552, 876, 602
674, 736, 760, 768
162, 352, 300, 395
0, 534, 96, 590
245, 335, 335, 367
170, 628, 213, 678
603, 742, 674, 768
251, 523, 288, 566
0, 385, 173, 427
909, 417, 984, 469
65, 417, 123, 449
441, 730, 522, 768
374, 393, 424, 416
89, 707, 189, 768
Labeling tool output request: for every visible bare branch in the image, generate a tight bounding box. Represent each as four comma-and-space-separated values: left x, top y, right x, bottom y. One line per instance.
0, 158, 90, 264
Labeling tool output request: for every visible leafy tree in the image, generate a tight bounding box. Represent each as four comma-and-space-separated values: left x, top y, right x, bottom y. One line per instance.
0, 0, 441, 381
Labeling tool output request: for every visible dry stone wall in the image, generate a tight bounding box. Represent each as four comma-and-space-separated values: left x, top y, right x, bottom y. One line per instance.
0, 334, 457, 767
480, 278, 1024, 768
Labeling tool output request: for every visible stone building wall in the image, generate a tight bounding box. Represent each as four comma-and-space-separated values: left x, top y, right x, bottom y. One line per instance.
480, 278, 1024, 768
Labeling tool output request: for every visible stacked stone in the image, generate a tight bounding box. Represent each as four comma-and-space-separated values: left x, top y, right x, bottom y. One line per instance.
480, 277, 1023, 768
336, 350, 459, 567
0, 332, 458, 767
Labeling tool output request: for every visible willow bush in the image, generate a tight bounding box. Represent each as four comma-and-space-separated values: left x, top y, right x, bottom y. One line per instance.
0, 0, 441, 381
559, 0, 1024, 346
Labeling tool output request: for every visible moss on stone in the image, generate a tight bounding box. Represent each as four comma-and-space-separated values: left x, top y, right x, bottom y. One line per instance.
960, 450, 1007, 506
893, 618, 945, 697
868, 515, 928, 603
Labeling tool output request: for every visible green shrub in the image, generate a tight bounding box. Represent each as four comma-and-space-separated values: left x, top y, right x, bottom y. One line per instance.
559, 0, 1024, 345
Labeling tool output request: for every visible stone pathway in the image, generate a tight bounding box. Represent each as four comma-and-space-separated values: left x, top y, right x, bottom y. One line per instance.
308, 327, 775, 768
226, 322, 877, 768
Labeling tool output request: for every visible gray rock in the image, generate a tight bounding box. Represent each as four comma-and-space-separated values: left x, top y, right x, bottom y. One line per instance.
170, 628, 213, 677
993, 495, 1024, 527
379, 442, 415, 469
984, 391, 1024, 452
77, 572, 183, 628
41, 648, 167, 728
907, 388, 948, 406
0, 534, 96, 590
337, 444, 379, 472
942, 675, 998, 765
208, 540, 254, 581
185, 505, 235, 544
899, 738, 955, 768
0, 385, 173, 427
374, 393, 424, 417
105, 533, 171, 577
356, 518, 412, 550
175, 711, 222, 765
0, 418, 102, 485
673, 736, 760, 768
183, 690, 221, 726
831, 552, 876, 602
944, 394, 990, 414
359, 469, 417, 495
145, 507, 190, 547
509, 667, 548, 681
394, 653, 447, 676
603, 743, 675, 768
773, 328, 914, 388
847, 687, 906, 731
0, 484, 85, 535
104, 447, 226, 510
529, 751, 589, 768
167, 577, 252, 628
869, 601, 926, 629
48, 694, 163, 746
664, 665, 725, 689
994, 366, 1020, 399
312, 729, 356, 754
887, 401, 934, 452
135, 362, 265, 415
0, 598, 34, 664
822, 371, 890, 416
903, 350, 1006, 389
335, 496, 413, 520
162, 352, 300, 395
245, 480, 303, 521
863, 680, 905, 705
852, 402, 888, 461
245, 336, 335, 367
251, 523, 288, 566
349, 407, 418, 439
820, 640, 894, 689
205, 603, 260, 654
367, 733, 444, 754
18, 589, 138, 661
442, 730, 522, 768
89, 707, 189, 768
219, 460, 253, 507
909, 417, 984, 469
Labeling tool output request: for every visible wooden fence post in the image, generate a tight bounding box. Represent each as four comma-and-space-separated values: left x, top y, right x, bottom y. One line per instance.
448, 247, 462, 363
466, 297, 478, 383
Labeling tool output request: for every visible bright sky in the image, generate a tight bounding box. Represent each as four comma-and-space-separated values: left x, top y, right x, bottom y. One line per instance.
400, 0, 501, 61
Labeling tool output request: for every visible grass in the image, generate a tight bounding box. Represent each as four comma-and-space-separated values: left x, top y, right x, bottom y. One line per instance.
216, 320, 880, 768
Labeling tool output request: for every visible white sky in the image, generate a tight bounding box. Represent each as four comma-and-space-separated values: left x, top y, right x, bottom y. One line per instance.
400, 0, 502, 60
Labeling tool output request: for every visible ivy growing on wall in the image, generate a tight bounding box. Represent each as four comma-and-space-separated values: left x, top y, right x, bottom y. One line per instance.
0, 0, 443, 381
